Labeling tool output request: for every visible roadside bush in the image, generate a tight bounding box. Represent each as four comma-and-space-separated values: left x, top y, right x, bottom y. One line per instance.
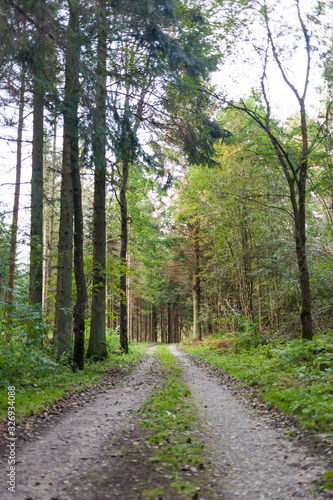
1, 302, 48, 344
275, 333, 333, 371
0, 340, 63, 389
233, 333, 270, 351
181, 331, 333, 434
105, 329, 122, 351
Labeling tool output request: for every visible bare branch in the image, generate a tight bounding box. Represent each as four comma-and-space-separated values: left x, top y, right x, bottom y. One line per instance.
6, 0, 56, 41
0, 136, 32, 143
296, 0, 311, 101
262, 0, 301, 103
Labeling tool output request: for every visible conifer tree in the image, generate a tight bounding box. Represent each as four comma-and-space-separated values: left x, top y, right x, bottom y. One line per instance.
87, 0, 108, 360
108, 0, 222, 351
28, 1, 48, 307
54, 0, 86, 362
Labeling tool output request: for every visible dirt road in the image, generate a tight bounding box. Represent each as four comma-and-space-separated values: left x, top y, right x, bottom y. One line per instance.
168, 344, 328, 499
0, 344, 330, 499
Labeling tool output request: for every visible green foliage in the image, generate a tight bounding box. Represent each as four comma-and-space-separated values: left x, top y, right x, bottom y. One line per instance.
0, 206, 10, 295
0, 340, 59, 389
1, 301, 47, 344
171, 98, 333, 340
181, 332, 333, 439
319, 470, 333, 492
0, 331, 146, 419
277, 338, 333, 371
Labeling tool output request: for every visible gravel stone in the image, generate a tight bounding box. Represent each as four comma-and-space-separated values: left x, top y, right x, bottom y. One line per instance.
0, 351, 158, 500
168, 343, 328, 500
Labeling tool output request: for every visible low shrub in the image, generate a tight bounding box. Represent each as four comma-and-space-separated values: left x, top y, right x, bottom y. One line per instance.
0, 340, 63, 390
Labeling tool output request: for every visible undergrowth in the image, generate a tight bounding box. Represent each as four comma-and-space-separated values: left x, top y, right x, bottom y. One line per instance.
181, 332, 333, 441
0, 331, 146, 420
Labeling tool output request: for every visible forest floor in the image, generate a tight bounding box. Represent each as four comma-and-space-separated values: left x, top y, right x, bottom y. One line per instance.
0, 344, 332, 500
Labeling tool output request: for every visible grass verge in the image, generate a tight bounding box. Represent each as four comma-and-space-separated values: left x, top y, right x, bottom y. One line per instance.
138, 345, 212, 499
0, 334, 147, 420
181, 333, 333, 442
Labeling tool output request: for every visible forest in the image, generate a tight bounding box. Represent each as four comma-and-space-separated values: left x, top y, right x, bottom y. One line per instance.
1, 0, 333, 358
1, 0, 333, 498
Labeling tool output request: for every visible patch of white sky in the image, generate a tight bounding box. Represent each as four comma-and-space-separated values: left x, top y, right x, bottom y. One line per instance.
211, 0, 331, 122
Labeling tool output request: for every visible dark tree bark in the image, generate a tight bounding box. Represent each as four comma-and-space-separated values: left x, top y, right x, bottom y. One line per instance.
69, 2, 86, 370
72, 145, 87, 369
54, 0, 82, 358
29, 68, 44, 307
152, 306, 157, 342
7, 66, 25, 310
119, 159, 129, 353
87, 0, 107, 360
191, 221, 201, 340
167, 302, 172, 343
160, 305, 164, 343
295, 167, 313, 340
117, 88, 146, 353
53, 122, 73, 355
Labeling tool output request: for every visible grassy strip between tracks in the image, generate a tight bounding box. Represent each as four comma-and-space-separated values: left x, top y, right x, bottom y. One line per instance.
138, 345, 211, 499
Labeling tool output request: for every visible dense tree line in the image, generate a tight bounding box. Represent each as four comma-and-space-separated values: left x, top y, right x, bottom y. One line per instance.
0, 0, 222, 364
0, 0, 333, 369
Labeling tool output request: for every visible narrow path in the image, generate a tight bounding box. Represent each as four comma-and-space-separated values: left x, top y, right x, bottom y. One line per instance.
168, 344, 327, 499
0, 349, 158, 500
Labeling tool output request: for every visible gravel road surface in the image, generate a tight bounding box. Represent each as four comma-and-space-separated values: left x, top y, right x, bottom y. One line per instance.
0, 344, 330, 500
168, 344, 328, 499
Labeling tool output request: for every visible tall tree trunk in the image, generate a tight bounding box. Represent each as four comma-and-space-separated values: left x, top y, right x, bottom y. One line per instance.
167, 302, 171, 343
119, 159, 129, 353
54, 0, 82, 358
192, 222, 201, 340
72, 144, 87, 369
45, 119, 57, 318
53, 114, 74, 358
117, 85, 145, 351
160, 305, 164, 343
152, 306, 157, 342
29, 73, 44, 307
69, 1, 86, 369
7, 67, 25, 311
87, 0, 107, 360
295, 199, 313, 340
296, 101, 313, 340
127, 247, 132, 341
